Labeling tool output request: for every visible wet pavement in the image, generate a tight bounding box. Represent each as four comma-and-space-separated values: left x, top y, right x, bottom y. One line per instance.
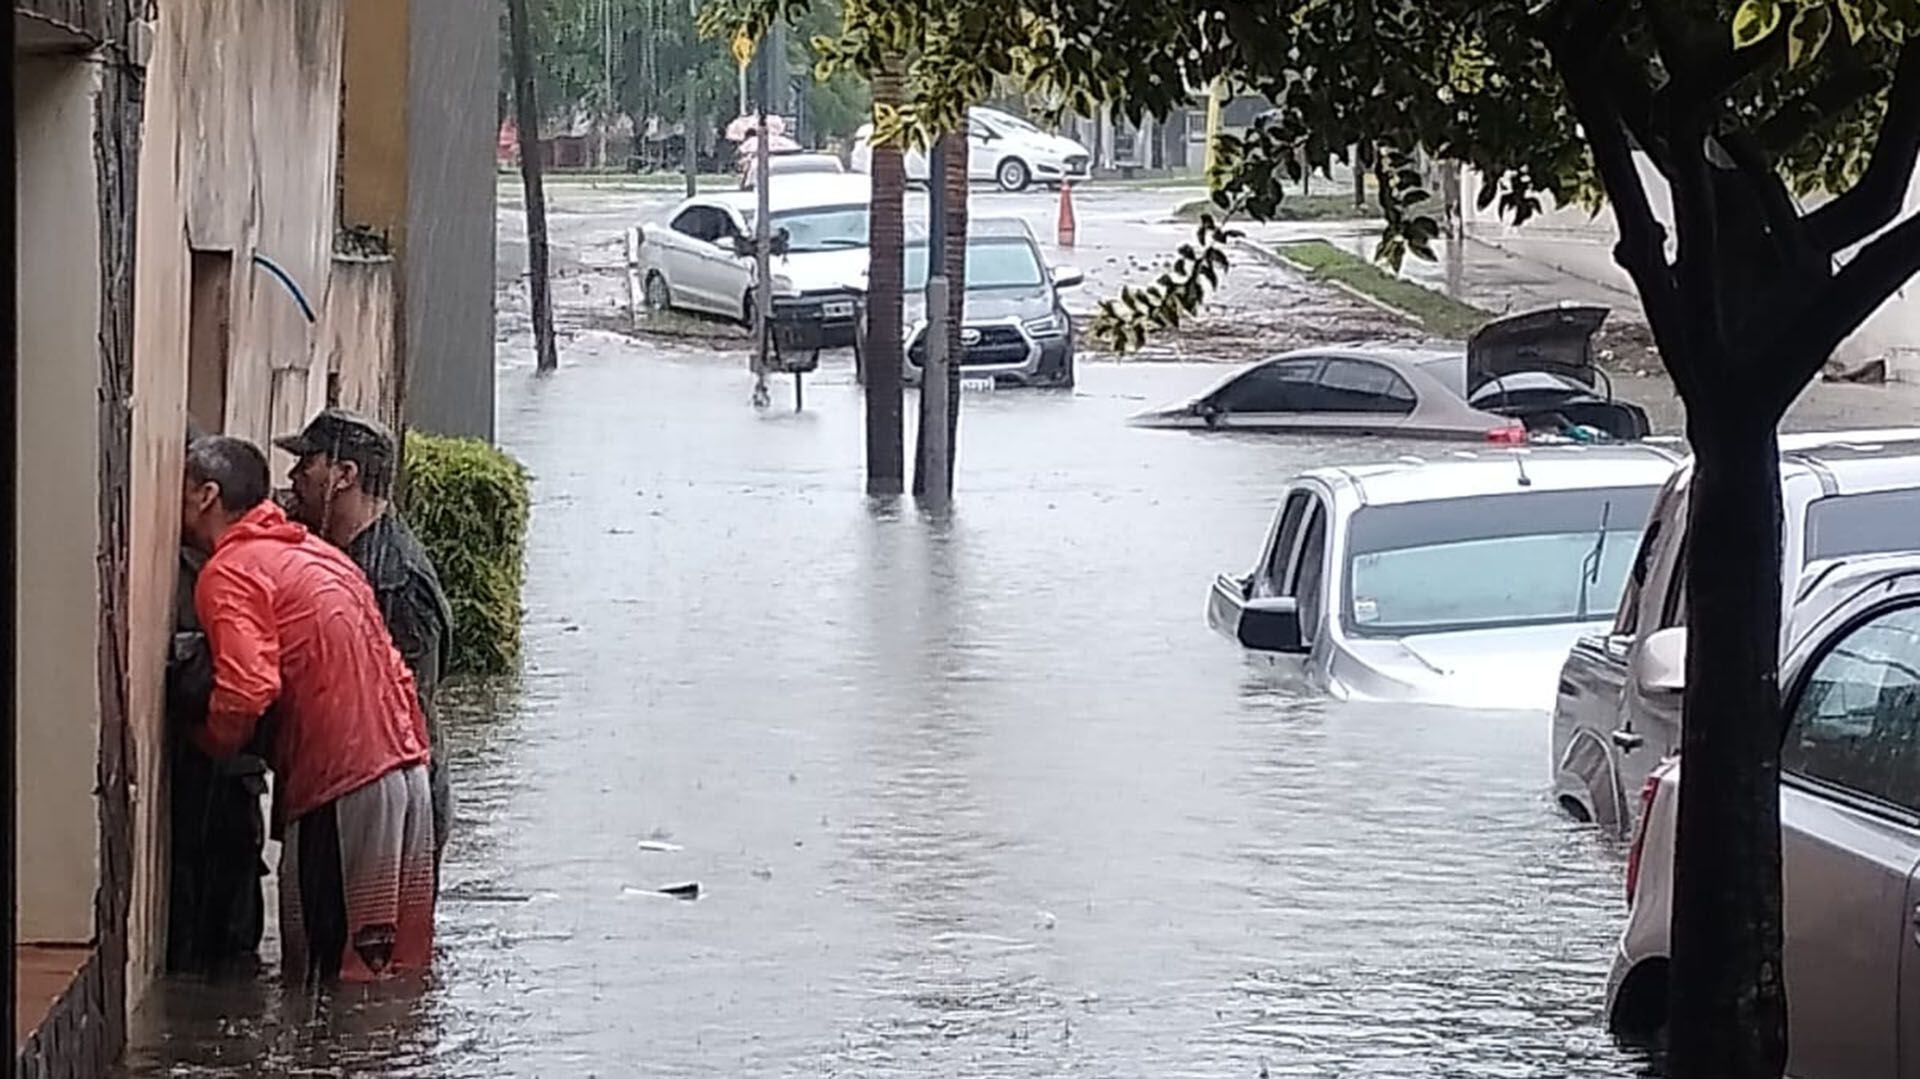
124, 327, 1664, 1075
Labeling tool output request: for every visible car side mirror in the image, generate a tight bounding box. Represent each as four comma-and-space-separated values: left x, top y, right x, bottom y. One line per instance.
730, 234, 754, 257
1239, 597, 1307, 653
771, 227, 791, 257
1637, 626, 1688, 694
1051, 266, 1086, 289
1194, 399, 1224, 427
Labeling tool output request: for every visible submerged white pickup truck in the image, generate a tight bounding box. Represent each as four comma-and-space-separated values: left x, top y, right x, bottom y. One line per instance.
1549, 429, 1920, 834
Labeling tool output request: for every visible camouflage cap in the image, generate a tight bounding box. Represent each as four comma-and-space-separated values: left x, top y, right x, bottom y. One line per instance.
272, 407, 395, 468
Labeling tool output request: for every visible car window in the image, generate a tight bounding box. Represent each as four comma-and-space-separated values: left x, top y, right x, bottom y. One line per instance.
1212, 359, 1324, 413
905, 238, 1044, 290
1257, 491, 1313, 597
1806, 489, 1920, 563
1344, 486, 1657, 635
1614, 516, 1662, 637
1660, 534, 1689, 630
672, 206, 728, 244
765, 204, 868, 253
1784, 603, 1920, 813
1317, 359, 1417, 414
1292, 501, 1330, 638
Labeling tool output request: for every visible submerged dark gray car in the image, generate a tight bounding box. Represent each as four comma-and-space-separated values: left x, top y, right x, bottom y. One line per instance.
898, 217, 1082, 390
1135, 305, 1652, 441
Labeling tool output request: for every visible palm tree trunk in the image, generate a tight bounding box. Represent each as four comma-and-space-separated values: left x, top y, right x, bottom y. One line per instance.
862, 64, 906, 494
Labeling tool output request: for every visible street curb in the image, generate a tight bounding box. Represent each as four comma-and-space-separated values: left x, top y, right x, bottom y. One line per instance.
1231, 235, 1426, 327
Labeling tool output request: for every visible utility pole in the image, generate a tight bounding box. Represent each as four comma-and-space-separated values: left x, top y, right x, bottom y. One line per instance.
915, 137, 952, 506
508, 0, 560, 373
600, 0, 614, 170
751, 33, 773, 409
683, 0, 698, 197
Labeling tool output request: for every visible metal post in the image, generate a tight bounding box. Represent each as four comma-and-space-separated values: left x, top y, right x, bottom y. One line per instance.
751, 33, 772, 409
683, 0, 698, 197
922, 275, 952, 512
1, 11, 18, 1073
600, 0, 614, 169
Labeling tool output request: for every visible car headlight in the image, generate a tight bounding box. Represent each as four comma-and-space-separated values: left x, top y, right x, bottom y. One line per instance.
1023, 312, 1066, 337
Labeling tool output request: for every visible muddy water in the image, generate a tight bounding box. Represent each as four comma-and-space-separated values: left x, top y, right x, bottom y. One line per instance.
120, 346, 1662, 1076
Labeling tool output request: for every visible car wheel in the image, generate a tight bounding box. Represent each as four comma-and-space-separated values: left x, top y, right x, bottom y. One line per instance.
996, 157, 1032, 193
643, 271, 673, 312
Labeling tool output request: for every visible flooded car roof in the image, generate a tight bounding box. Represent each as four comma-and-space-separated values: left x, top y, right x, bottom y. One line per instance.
1304, 445, 1683, 507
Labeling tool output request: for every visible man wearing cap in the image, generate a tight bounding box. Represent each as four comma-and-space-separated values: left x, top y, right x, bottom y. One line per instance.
276, 408, 455, 882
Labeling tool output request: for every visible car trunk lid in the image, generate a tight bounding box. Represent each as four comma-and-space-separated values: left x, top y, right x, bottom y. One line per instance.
1466, 304, 1609, 397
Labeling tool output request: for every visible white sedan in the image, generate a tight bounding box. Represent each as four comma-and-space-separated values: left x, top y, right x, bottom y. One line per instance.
851, 106, 1091, 192
638, 174, 871, 349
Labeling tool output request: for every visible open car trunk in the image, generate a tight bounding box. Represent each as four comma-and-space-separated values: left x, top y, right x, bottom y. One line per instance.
1467, 305, 1650, 441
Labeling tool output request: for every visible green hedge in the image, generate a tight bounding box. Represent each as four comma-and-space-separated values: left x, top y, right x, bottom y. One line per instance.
400, 431, 531, 676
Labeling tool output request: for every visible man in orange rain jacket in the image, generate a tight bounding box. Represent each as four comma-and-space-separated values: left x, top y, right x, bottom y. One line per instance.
180, 434, 435, 986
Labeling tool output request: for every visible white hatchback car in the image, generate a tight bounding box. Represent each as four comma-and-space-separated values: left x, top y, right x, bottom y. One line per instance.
638, 174, 871, 350
851, 106, 1091, 192
1207, 444, 1682, 712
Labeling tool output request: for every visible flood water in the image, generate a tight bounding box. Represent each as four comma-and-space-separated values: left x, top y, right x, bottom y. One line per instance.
122, 344, 1661, 1076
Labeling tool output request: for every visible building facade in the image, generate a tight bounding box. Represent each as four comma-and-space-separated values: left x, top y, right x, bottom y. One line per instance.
14, 0, 498, 1072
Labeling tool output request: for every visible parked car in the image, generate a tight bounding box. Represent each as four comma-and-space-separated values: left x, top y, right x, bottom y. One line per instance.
1207, 444, 1682, 711
850, 105, 1092, 192
738, 150, 845, 189
1607, 552, 1920, 1077
1550, 429, 1920, 833
638, 174, 870, 353
1132, 305, 1652, 442
892, 217, 1084, 389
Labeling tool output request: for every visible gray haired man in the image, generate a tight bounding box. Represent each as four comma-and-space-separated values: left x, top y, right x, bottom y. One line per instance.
275, 408, 455, 881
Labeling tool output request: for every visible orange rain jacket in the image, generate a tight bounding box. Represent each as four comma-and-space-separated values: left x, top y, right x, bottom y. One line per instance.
193, 501, 430, 824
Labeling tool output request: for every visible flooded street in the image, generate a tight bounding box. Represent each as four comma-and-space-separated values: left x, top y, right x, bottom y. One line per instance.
117, 182, 1682, 1076
125, 343, 1658, 1076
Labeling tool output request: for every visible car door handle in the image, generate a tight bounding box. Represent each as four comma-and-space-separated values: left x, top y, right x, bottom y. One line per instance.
1611, 728, 1645, 752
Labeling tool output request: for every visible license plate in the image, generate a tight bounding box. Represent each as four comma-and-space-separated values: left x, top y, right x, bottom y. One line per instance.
822, 300, 854, 319
961, 376, 996, 392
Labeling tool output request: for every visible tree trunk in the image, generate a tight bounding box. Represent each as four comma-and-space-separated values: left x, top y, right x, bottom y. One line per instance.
913, 129, 968, 499
507, 0, 559, 374
1668, 406, 1789, 1079
863, 65, 906, 495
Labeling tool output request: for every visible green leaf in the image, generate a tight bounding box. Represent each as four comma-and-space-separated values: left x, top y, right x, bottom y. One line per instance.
1732, 0, 1784, 48
1787, 4, 1833, 67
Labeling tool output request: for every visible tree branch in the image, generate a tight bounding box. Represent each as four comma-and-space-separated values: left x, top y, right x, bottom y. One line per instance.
1551, 36, 1706, 402
1764, 210, 1920, 416
1806, 39, 1920, 253
1719, 129, 1823, 280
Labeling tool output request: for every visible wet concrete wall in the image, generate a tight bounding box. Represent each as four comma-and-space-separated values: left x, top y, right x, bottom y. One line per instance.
318, 255, 402, 427
127, 0, 355, 1004
402, 0, 498, 441
14, 50, 105, 948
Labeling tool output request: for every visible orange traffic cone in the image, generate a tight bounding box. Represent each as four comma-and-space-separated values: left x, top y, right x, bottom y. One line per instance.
1057, 181, 1077, 248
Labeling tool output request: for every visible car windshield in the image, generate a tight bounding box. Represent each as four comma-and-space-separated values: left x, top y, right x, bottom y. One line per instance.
1345, 486, 1659, 635
759, 204, 869, 253
904, 238, 1045, 290
1805, 487, 1920, 562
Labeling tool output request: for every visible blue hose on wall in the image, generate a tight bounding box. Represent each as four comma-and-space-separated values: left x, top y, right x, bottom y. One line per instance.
250, 252, 317, 324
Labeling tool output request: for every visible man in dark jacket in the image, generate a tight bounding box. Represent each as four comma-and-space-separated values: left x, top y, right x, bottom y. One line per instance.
167, 433, 270, 973
275, 408, 456, 878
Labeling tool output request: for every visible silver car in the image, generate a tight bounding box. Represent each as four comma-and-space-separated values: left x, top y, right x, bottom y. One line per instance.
1608, 553, 1920, 1077
1207, 444, 1682, 711
1551, 430, 1920, 833
1134, 306, 1652, 442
